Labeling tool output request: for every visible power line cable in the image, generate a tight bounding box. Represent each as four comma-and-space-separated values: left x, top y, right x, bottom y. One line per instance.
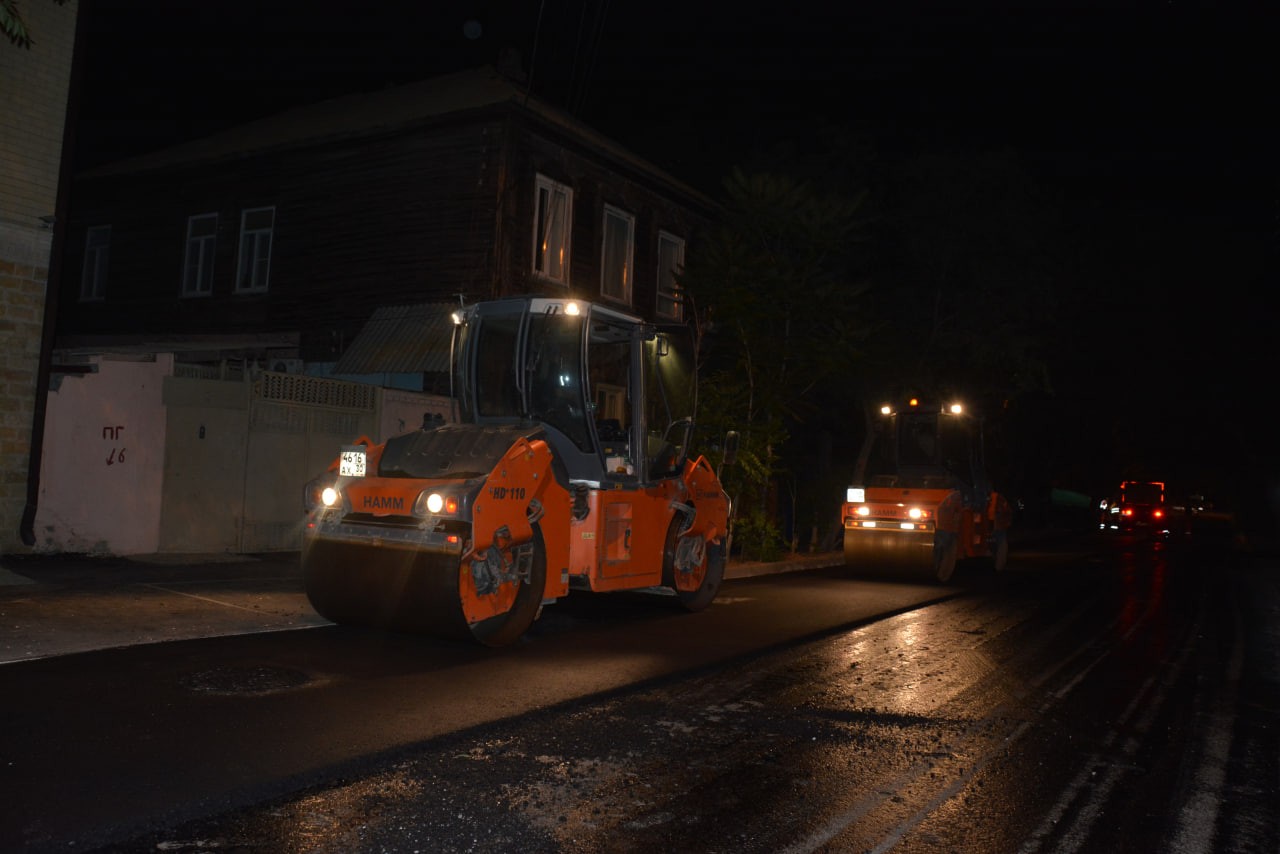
523, 0, 548, 105
572, 0, 610, 115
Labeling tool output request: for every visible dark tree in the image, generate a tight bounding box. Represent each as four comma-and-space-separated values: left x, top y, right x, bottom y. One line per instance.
2, 0, 68, 49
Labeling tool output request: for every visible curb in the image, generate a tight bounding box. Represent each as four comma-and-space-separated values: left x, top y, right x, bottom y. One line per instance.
726, 552, 845, 580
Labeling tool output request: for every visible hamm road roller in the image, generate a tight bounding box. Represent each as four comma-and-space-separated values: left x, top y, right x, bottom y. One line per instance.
842, 398, 1012, 583
302, 297, 735, 646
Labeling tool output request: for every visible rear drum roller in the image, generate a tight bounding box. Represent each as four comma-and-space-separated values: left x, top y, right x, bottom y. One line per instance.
662, 515, 724, 612
458, 527, 547, 647
990, 529, 1009, 573
932, 533, 959, 583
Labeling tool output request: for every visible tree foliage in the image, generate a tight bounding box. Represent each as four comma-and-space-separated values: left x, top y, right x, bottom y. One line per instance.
2, 0, 68, 49
875, 149, 1061, 404
682, 166, 874, 558
870, 149, 1066, 500
683, 140, 1072, 554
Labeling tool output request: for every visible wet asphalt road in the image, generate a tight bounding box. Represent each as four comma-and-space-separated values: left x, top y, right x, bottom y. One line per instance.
1, 524, 1275, 853
0, 549, 944, 852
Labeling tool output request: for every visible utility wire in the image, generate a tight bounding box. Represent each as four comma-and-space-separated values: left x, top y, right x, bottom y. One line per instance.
572, 0, 610, 116
523, 0, 547, 105
567, 0, 591, 110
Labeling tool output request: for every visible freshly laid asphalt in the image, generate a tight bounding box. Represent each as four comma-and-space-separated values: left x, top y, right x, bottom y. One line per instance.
0, 548, 851, 665
4, 515, 1257, 667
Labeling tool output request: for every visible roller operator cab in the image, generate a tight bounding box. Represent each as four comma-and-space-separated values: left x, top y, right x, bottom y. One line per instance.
301, 297, 735, 646
842, 398, 1013, 583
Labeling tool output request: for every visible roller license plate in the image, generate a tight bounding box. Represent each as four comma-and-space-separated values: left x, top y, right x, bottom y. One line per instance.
339, 446, 367, 477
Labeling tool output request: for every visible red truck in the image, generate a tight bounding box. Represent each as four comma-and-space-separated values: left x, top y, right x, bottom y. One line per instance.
1098, 480, 1169, 535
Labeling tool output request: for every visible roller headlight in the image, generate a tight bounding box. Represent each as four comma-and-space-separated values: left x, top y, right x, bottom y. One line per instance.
304, 476, 343, 513
414, 491, 459, 518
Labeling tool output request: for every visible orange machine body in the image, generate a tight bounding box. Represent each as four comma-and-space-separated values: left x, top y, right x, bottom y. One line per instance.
301, 297, 733, 645
842, 398, 1012, 582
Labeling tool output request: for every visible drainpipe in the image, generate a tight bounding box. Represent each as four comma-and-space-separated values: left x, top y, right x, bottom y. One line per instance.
21, 3, 87, 546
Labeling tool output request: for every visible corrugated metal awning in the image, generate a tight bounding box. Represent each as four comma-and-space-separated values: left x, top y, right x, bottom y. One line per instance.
335, 302, 457, 374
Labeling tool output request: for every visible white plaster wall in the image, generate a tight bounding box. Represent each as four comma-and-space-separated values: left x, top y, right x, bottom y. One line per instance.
33, 355, 171, 554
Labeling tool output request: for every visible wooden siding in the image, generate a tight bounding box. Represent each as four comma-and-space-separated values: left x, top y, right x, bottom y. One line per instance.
57, 92, 718, 369
61, 118, 508, 359
497, 115, 713, 319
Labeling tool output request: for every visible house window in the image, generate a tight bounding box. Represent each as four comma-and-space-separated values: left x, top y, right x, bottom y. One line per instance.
79, 225, 110, 301
600, 204, 635, 305
533, 174, 572, 284
656, 231, 685, 320
235, 206, 275, 293
182, 213, 218, 297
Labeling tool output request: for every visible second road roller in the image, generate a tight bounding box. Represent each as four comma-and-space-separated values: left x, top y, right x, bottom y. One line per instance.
842, 397, 1012, 583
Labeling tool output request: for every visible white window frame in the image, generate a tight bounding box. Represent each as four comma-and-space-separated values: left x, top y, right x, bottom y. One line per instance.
80, 225, 111, 301
181, 213, 218, 297
656, 231, 686, 320
600, 204, 635, 305
532, 174, 572, 285
235, 206, 275, 293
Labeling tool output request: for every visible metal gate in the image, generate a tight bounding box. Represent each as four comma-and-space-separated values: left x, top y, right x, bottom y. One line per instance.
240, 373, 378, 551
159, 370, 452, 553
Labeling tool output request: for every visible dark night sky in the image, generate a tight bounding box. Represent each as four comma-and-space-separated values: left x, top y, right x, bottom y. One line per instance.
73, 3, 1278, 186
72, 1, 1278, 259
74, 2, 1277, 189
70, 1, 1279, 517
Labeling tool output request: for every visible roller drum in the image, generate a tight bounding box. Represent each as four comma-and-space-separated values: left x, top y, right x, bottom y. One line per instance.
843, 528, 938, 577
302, 538, 474, 641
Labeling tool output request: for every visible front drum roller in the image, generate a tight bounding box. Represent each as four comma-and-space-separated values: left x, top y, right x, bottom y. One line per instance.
302, 528, 547, 647
843, 527, 957, 583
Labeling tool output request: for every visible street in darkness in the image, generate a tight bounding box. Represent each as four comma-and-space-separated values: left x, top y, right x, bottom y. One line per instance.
0, 526, 1275, 853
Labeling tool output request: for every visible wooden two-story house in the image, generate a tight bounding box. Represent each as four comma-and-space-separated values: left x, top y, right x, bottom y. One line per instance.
37, 65, 718, 556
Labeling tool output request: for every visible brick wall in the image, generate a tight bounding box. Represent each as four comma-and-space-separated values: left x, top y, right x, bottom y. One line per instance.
0, 226, 52, 552
0, 0, 79, 553
0, 0, 78, 223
